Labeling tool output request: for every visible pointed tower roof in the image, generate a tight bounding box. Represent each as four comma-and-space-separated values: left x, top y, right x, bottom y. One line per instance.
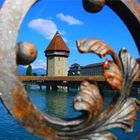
45, 32, 69, 52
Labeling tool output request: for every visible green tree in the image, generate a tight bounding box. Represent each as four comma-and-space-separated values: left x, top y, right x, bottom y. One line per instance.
26, 64, 32, 76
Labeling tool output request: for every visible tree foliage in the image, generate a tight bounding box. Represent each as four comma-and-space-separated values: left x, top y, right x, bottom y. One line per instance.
26, 64, 32, 76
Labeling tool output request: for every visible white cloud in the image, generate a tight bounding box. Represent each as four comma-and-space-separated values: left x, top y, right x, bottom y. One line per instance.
31, 59, 46, 70
56, 13, 83, 25
28, 19, 59, 40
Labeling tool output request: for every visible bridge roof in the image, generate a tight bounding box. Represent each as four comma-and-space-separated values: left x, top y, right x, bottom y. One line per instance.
45, 32, 69, 53
19, 76, 140, 82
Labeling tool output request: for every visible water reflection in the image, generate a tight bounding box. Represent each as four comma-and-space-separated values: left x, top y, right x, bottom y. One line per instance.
46, 91, 68, 118
0, 87, 139, 139
28, 87, 81, 119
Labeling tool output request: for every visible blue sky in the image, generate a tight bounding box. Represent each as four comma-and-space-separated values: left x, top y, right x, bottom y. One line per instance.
1, 0, 140, 69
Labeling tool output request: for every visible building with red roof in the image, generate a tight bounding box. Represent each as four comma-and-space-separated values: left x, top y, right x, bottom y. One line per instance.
45, 32, 70, 76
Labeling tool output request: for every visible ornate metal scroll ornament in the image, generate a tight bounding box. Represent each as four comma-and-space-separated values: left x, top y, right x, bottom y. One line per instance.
0, 0, 140, 140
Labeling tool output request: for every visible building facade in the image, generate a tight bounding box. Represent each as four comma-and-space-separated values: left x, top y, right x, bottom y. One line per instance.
68, 58, 140, 76
45, 32, 70, 76
68, 63, 81, 76
80, 62, 103, 76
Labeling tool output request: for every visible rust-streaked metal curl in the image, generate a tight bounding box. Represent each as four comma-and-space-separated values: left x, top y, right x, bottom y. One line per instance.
0, 0, 140, 140
77, 38, 140, 139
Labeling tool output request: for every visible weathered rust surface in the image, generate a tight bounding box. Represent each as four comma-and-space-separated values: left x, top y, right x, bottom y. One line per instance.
17, 42, 37, 65
74, 80, 104, 120
103, 59, 123, 90
77, 37, 140, 139
0, 0, 140, 140
77, 38, 122, 69
83, 0, 105, 13
12, 84, 59, 140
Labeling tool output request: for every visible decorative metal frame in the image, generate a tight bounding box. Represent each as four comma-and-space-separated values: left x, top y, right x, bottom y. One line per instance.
0, 0, 140, 140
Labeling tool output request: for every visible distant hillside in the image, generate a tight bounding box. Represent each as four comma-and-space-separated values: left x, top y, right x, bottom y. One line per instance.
18, 66, 46, 76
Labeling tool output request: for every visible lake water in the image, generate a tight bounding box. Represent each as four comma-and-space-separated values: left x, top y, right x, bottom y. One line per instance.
0, 86, 140, 140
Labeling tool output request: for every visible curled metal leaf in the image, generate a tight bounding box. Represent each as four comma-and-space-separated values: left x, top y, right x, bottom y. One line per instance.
74, 80, 103, 120
103, 59, 123, 90
119, 48, 140, 94
102, 98, 140, 133
77, 38, 122, 69
82, 131, 117, 140
77, 38, 114, 58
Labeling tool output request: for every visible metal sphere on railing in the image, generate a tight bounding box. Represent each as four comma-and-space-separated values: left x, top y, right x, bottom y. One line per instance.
16, 41, 37, 65
82, 0, 105, 13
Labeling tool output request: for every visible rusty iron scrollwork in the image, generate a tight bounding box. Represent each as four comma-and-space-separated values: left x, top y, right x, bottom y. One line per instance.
0, 0, 140, 140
